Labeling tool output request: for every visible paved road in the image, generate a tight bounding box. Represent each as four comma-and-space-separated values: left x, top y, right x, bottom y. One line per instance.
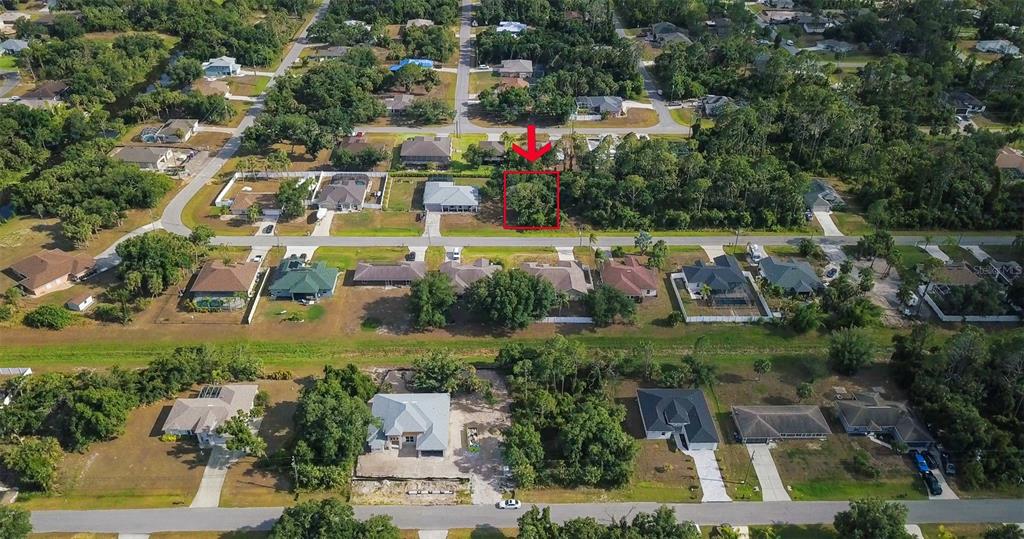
612, 14, 675, 129
30, 500, 1024, 533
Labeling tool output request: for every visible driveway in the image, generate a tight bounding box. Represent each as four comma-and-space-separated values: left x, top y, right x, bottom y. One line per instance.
702, 245, 725, 260
312, 210, 335, 237
929, 468, 959, 500
683, 449, 732, 502
423, 213, 441, 238
923, 245, 950, 263
190, 446, 240, 508
556, 247, 575, 261
813, 211, 843, 236
746, 444, 790, 501
962, 245, 990, 263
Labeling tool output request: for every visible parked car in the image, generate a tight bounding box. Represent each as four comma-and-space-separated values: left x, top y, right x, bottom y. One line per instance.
478, 64, 489, 69
912, 451, 929, 473
262, 224, 275, 234
940, 450, 956, 476
497, 499, 522, 509
921, 471, 942, 496
922, 451, 938, 470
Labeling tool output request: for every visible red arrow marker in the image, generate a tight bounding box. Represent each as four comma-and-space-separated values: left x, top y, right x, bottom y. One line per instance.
512, 125, 552, 163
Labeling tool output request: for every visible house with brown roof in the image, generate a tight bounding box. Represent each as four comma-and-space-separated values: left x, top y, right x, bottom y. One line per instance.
996, 146, 1024, 179
520, 261, 592, 299
601, 256, 659, 301
7, 249, 94, 296
476, 141, 506, 163
229, 192, 279, 218
498, 77, 530, 89
400, 136, 452, 167
352, 261, 427, 286
18, 80, 69, 108
162, 385, 259, 448
188, 260, 261, 310
65, 291, 95, 312
440, 258, 501, 293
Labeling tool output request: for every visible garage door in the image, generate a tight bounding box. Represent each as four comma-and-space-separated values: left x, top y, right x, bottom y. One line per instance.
421, 450, 444, 457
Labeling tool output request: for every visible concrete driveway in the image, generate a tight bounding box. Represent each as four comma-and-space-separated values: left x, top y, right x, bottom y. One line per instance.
813, 211, 843, 236
702, 245, 725, 260
683, 450, 732, 502
190, 446, 240, 508
745, 444, 790, 501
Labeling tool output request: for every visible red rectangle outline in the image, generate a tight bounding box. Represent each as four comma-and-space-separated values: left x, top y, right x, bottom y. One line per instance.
502, 170, 561, 230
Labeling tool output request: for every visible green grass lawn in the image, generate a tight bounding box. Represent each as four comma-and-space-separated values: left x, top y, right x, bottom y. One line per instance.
0, 56, 16, 69
313, 247, 409, 272
980, 245, 1024, 265
939, 244, 978, 263
330, 210, 422, 236
469, 71, 499, 93
385, 177, 422, 212
831, 212, 874, 235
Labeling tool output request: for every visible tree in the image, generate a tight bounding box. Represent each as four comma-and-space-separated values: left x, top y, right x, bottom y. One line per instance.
189, 225, 215, 246
405, 98, 454, 125
4, 286, 24, 309
466, 269, 557, 330
293, 367, 375, 468
1, 437, 63, 492
833, 498, 913, 539
796, 382, 814, 400
23, 304, 74, 330
62, 386, 138, 450
409, 350, 479, 393
788, 301, 824, 333
217, 412, 268, 457
753, 358, 772, 381
276, 178, 307, 221
684, 355, 718, 391
408, 272, 456, 329
984, 524, 1024, 539
647, 240, 668, 269
634, 230, 653, 254
116, 231, 205, 297
585, 284, 637, 327
829, 328, 875, 375
247, 203, 263, 224
168, 57, 203, 87
269, 498, 400, 539
858, 267, 875, 293
0, 506, 31, 539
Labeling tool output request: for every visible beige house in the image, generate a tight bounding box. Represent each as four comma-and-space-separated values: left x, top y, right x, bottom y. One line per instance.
520, 261, 593, 299
162, 385, 259, 448
8, 249, 94, 296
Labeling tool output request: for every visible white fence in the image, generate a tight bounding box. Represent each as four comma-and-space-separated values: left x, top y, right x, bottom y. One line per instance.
668, 271, 777, 324
923, 293, 1022, 324
214, 171, 326, 207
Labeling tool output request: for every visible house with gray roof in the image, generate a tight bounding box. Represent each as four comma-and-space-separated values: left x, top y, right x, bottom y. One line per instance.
575, 96, 625, 117
423, 180, 479, 213
202, 56, 241, 77
804, 178, 844, 211
141, 119, 198, 144
268, 256, 340, 301
112, 146, 174, 172
367, 393, 450, 457
836, 392, 934, 449
400, 136, 451, 167
352, 261, 427, 286
521, 261, 593, 299
637, 388, 719, 450
946, 91, 985, 116
731, 405, 831, 443
476, 140, 506, 163
440, 258, 500, 293
680, 255, 747, 299
317, 174, 370, 212
817, 39, 856, 54
0, 38, 28, 55
162, 384, 259, 448
701, 95, 733, 117
314, 45, 350, 62
976, 39, 1020, 56
496, 59, 533, 78
758, 256, 822, 295
385, 93, 415, 115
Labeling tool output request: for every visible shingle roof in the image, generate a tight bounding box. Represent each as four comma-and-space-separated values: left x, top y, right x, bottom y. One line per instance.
400, 136, 451, 158
682, 255, 746, 293
637, 388, 720, 445
23, 80, 68, 100
836, 393, 934, 444
316, 45, 350, 58
269, 257, 339, 296
996, 147, 1024, 172
386, 93, 415, 111
758, 256, 822, 294
423, 181, 479, 208
353, 261, 427, 282
367, 393, 450, 452
478, 141, 506, 155
440, 258, 500, 293
319, 175, 369, 207
732, 405, 830, 440
190, 260, 260, 293
601, 256, 659, 297
651, 21, 679, 35
497, 77, 530, 88
521, 261, 592, 296
498, 59, 533, 74
576, 96, 624, 114
113, 146, 171, 165
0, 39, 28, 52
9, 249, 94, 290
162, 384, 258, 434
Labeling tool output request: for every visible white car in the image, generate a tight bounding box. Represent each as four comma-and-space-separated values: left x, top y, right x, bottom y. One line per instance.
478, 64, 490, 70
497, 499, 522, 509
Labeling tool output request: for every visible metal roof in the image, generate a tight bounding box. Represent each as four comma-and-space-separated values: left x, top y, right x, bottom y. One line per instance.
367, 393, 450, 452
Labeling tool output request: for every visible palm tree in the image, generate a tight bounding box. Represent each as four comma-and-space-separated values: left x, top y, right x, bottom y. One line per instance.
588, 230, 598, 252
699, 283, 713, 306
922, 234, 934, 249
555, 291, 570, 315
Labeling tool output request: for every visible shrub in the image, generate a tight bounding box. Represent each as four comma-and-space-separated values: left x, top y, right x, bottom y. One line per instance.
160, 433, 179, 442
23, 305, 74, 330
264, 369, 293, 380
0, 304, 13, 322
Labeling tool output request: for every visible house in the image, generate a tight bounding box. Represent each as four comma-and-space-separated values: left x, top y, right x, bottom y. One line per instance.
496, 21, 528, 33
192, 78, 230, 97
996, 146, 1024, 179
0, 12, 29, 35
344, 19, 370, 30
496, 59, 533, 78
268, 256, 340, 301
476, 140, 506, 163
758, 10, 801, 25
766, 0, 795, 8
575, 96, 625, 117
946, 91, 985, 116
804, 178, 844, 211
601, 256, 659, 301
0, 38, 28, 55
8, 249, 94, 296
731, 405, 831, 443
385, 93, 415, 115
112, 146, 174, 172
400, 136, 452, 167
188, 260, 261, 310
497, 77, 530, 89
835, 392, 934, 449
338, 135, 387, 157
352, 261, 427, 286
422, 180, 479, 213
161, 384, 259, 448
229, 192, 279, 217
520, 261, 593, 299
317, 174, 370, 212
406, 18, 434, 27
660, 31, 692, 46
680, 255, 747, 300
700, 95, 733, 117
390, 58, 434, 71
758, 256, 823, 295
141, 119, 198, 144
705, 17, 733, 36
202, 56, 241, 77
440, 258, 501, 293
798, 14, 833, 33
65, 292, 95, 312
976, 39, 1020, 56
818, 39, 856, 54
313, 45, 350, 61
637, 388, 720, 451
651, 22, 691, 46
366, 393, 450, 457
19, 80, 69, 108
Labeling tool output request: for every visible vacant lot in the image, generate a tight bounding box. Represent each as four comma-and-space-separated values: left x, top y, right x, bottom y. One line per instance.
226, 75, 271, 97
331, 210, 421, 236
18, 398, 208, 510
385, 177, 424, 211
314, 247, 409, 272
459, 247, 558, 267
